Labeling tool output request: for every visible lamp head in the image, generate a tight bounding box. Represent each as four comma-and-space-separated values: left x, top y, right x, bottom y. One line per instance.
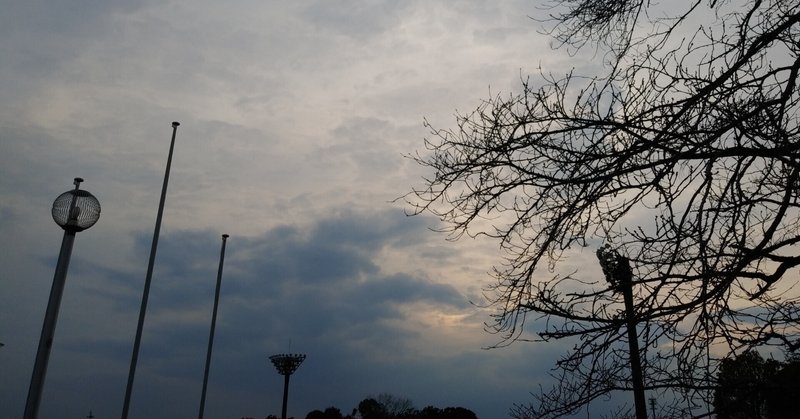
269, 353, 306, 376
52, 178, 100, 232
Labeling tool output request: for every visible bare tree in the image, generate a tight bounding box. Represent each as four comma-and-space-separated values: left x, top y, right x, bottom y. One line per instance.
405, 0, 800, 417
374, 393, 416, 418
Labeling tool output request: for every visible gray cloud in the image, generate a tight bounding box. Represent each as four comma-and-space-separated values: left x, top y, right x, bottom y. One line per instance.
301, 0, 410, 39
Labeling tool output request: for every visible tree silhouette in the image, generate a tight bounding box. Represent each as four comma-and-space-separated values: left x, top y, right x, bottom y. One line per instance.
440, 407, 477, 419
714, 351, 800, 419
406, 0, 800, 417
375, 393, 415, 417
305, 407, 345, 419
764, 357, 800, 418
306, 395, 476, 419
714, 351, 772, 419
358, 398, 388, 419
416, 406, 443, 419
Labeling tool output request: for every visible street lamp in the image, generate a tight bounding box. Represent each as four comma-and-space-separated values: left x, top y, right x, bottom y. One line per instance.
24, 177, 101, 419
269, 353, 306, 419
596, 245, 647, 419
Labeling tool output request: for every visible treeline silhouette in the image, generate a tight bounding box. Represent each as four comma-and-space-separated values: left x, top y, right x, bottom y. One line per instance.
306, 394, 478, 419
242, 393, 478, 419
714, 351, 800, 419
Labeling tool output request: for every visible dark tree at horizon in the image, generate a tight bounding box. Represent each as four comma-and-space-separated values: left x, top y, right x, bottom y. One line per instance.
714, 350, 800, 418
303, 395, 478, 419
305, 407, 345, 419
714, 350, 773, 419
358, 398, 388, 419
405, 0, 800, 417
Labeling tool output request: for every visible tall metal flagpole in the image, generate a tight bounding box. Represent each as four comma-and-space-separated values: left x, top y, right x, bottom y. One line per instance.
198, 234, 230, 419
121, 122, 180, 419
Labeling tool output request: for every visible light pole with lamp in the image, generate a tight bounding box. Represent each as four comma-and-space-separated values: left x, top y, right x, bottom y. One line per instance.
24, 177, 101, 419
597, 245, 648, 419
269, 353, 306, 419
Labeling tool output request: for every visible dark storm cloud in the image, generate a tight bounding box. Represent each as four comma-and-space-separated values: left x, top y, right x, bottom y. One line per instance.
94, 207, 474, 417
1, 201, 545, 418
210, 208, 468, 336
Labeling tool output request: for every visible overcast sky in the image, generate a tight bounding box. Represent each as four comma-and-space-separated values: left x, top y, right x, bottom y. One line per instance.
0, 1, 609, 418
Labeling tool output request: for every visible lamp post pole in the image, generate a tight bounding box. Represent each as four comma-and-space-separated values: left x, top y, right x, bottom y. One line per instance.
597, 245, 648, 419
198, 234, 230, 419
24, 177, 101, 419
269, 354, 306, 419
122, 121, 180, 419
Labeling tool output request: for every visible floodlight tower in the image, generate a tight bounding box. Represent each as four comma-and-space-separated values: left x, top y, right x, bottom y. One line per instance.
597, 245, 647, 419
269, 353, 306, 419
24, 177, 101, 419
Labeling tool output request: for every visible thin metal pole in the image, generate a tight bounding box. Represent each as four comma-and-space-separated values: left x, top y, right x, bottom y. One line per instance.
597, 248, 647, 419
121, 122, 180, 419
198, 234, 229, 419
23, 230, 76, 419
621, 275, 648, 419
280, 373, 290, 419
24, 178, 84, 419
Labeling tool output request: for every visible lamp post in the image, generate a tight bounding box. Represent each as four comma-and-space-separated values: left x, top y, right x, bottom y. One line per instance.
24, 177, 101, 419
596, 245, 647, 419
269, 353, 306, 419
198, 234, 230, 419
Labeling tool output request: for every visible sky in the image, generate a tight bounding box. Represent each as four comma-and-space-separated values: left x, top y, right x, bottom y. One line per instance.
0, 1, 606, 418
